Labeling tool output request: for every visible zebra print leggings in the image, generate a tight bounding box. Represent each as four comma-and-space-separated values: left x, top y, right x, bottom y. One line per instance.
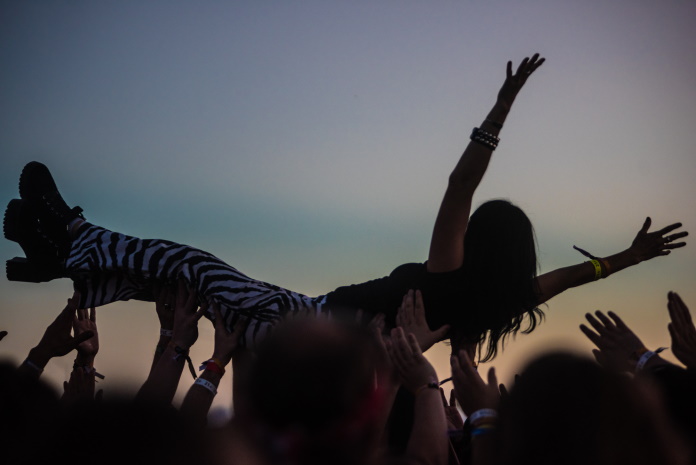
66, 223, 327, 347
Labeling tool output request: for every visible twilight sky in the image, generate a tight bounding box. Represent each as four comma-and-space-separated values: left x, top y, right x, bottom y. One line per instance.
1, 1, 695, 417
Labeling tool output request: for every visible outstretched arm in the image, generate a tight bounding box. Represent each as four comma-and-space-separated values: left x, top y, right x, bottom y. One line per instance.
428, 54, 545, 273
534, 218, 687, 305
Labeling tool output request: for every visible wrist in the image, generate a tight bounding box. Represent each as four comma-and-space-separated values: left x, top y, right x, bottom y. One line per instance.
27, 347, 51, 368
74, 353, 95, 367
211, 353, 232, 368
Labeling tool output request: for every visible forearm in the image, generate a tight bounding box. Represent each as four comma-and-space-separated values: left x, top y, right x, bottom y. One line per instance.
151, 335, 171, 371
180, 369, 223, 427
448, 103, 508, 189
136, 343, 187, 405
534, 249, 640, 305
17, 347, 52, 379
406, 389, 449, 465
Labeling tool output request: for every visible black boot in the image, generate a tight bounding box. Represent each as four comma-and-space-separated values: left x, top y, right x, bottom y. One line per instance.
4, 198, 66, 282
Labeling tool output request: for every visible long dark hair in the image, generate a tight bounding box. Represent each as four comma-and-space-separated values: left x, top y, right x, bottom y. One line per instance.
453, 199, 544, 362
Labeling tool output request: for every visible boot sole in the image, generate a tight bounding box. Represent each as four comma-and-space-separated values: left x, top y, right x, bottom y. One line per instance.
3, 199, 25, 244
6, 257, 61, 283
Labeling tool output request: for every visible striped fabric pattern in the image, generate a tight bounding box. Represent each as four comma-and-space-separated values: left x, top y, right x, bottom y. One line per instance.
66, 223, 326, 347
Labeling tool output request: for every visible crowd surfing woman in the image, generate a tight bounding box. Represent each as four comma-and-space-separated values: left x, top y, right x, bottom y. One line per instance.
4, 54, 688, 360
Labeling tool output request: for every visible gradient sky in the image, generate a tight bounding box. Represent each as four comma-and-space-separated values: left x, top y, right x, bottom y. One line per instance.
2, 1, 695, 417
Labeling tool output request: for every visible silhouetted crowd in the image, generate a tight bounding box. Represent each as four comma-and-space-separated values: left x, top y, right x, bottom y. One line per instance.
1, 281, 695, 465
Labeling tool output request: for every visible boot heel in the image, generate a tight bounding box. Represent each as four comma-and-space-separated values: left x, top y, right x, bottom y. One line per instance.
6, 257, 60, 283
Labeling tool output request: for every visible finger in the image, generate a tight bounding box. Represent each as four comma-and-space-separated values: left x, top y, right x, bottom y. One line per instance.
671, 292, 694, 326
580, 324, 601, 346
439, 387, 448, 406
655, 222, 683, 236
515, 57, 530, 76
594, 311, 617, 331
194, 303, 208, 322
405, 289, 415, 318
414, 289, 426, 322
185, 285, 198, 311
89, 307, 96, 323
213, 304, 225, 331
607, 311, 627, 330
0, 331, 7, 341
232, 317, 250, 340
77, 307, 86, 321
668, 323, 682, 346
487, 366, 498, 390
456, 349, 479, 379
449, 388, 456, 407
664, 242, 687, 250
406, 333, 423, 356
585, 313, 608, 335
499, 383, 509, 399
432, 324, 452, 343
639, 217, 651, 234
531, 57, 545, 71
506, 60, 512, 78
176, 278, 187, 306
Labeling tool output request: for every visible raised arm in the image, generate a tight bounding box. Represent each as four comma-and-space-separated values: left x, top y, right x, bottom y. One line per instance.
427, 54, 545, 272
534, 217, 687, 305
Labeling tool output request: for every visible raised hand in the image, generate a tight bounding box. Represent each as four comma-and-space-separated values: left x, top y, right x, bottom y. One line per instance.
667, 292, 696, 369
450, 350, 499, 416
627, 218, 687, 264
211, 301, 249, 368
30, 292, 95, 365
396, 289, 450, 352
440, 388, 464, 431
496, 53, 545, 111
153, 280, 175, 332
74, 306, 98, 358
580, 311, 645, 372
385, 327, 438, 393
171, 279, 207, 350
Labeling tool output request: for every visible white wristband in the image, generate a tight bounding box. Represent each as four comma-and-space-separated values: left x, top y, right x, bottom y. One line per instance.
635, 350, 656, 372
468, 408, 498, 423
195, 378, 218, 396
160, 328, 174, 337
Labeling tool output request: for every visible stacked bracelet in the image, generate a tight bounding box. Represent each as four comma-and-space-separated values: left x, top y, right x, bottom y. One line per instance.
470, 127, 500, 150
199, 358, 226, 376
195, 378, 218, 396
573, 245, 611, 279
469, 408, 498, 438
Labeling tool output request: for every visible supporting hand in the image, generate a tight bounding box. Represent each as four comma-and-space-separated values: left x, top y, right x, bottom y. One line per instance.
396, 289, 450, 352
385, 327, 438, 393
171, 279, 207, 350
211, 301, 249, 368
74, 306, 98, 359
450, 350, 499, 416
580, 311, 645, 372
667, 292, 696, 369
29, 291, 95, 368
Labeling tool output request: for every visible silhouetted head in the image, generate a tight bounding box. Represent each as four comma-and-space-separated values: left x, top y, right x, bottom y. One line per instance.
240, 318, 387, 465
452, 199, 543, 361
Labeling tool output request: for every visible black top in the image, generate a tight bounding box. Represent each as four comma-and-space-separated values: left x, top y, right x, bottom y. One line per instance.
324, 262, 467, 330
